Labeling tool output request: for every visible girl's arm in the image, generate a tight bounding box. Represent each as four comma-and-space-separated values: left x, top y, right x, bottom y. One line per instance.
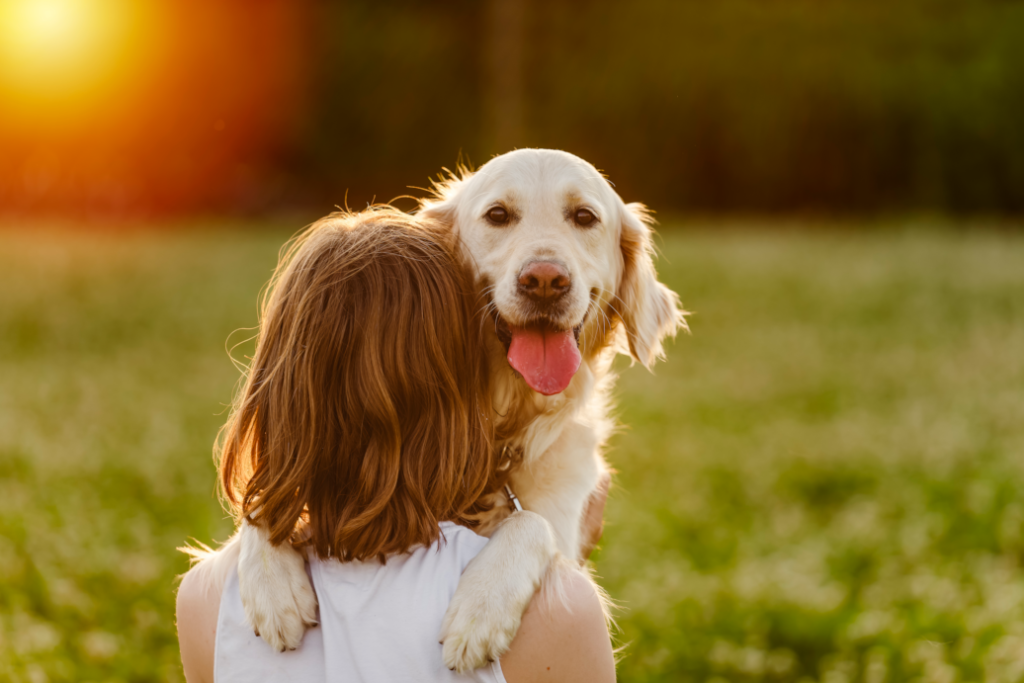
176, 536, 240, 683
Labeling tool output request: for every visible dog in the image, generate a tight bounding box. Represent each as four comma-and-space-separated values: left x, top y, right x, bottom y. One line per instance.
236, 148, 685, 671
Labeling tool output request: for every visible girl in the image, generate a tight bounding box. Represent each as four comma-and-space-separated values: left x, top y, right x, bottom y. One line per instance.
176, 208, 614, 683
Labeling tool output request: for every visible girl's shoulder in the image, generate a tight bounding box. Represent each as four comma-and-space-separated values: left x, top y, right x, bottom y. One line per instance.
437, 521, 491, 553
501, 565, 616, 683
177, 535, 241, 683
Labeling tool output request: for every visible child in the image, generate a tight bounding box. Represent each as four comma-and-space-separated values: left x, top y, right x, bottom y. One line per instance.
177, 209, 613, 683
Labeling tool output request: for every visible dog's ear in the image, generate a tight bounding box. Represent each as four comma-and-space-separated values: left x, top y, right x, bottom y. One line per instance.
615, 201, 687, 368
418, 194, 456, 229
418, 169, 471, 231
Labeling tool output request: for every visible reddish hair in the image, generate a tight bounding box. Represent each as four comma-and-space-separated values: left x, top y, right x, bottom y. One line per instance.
218, 208, 504, 561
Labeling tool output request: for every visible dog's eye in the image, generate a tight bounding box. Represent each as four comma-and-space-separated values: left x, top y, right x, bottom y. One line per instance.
486, 207, 510, 225
574, 208, 597, 226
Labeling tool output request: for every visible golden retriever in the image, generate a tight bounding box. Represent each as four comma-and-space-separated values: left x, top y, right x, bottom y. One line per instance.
237, 148, 685, 671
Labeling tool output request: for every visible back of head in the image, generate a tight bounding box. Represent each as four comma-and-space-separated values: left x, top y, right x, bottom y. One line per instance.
218, 208, 500, 561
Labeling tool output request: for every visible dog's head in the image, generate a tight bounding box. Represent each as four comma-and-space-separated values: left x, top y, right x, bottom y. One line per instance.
421, 149, 685, 396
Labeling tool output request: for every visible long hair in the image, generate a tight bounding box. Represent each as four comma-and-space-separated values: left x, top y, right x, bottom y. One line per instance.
218, 208, 503, 561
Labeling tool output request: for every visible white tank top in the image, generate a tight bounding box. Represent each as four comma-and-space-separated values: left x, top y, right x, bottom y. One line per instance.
215, 522, 506, 683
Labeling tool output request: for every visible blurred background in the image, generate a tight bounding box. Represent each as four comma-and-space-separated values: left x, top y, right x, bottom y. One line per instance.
4, 0, 1024, 219
2, 1, 1023, 682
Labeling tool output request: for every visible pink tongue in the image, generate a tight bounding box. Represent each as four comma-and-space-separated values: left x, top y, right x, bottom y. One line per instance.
507, 327, 581, 396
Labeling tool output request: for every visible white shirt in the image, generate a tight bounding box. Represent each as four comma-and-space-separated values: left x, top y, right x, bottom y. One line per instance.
215, 522, 506, 683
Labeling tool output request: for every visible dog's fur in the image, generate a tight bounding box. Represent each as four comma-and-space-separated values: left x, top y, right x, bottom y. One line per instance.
235, 149, 686, 670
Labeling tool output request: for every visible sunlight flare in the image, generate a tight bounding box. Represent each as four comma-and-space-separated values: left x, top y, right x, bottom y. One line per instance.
0, 0, 149, 110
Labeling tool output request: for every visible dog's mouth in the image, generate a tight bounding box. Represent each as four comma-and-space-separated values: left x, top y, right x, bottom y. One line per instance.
493, 313, 584, 396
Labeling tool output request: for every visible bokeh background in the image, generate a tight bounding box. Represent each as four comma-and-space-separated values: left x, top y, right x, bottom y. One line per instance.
1, 1, 1023, 681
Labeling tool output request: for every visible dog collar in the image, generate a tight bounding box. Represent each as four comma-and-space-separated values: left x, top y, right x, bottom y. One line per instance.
505, 484, 523, 513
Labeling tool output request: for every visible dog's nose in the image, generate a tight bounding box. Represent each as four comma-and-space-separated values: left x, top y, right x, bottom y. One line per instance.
517, 261, 571, 303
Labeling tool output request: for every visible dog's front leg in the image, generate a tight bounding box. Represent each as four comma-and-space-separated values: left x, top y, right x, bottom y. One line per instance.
237, 520, 319, 651
440, 510, 558, 672
513, 418, 607, 561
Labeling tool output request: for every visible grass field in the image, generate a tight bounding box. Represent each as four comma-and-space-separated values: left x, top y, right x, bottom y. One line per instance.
1, 223, 1022, 682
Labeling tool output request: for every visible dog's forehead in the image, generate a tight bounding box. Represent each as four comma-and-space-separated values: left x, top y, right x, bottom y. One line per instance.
471, 155, 612, 213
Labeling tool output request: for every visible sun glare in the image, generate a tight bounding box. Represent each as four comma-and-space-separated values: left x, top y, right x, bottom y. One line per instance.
0, 0, 150, 118
21, 0, 80, 43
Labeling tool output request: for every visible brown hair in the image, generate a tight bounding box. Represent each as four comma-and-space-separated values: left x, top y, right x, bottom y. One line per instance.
218, 208, 503, 561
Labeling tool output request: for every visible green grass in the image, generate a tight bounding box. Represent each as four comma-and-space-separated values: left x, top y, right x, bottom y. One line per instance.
1, 224, 1023, 682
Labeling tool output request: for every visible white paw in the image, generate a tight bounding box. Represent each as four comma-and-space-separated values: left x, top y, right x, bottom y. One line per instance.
237, 522, 318, 652
439, 511, 557, 673
440, 578, 521, 673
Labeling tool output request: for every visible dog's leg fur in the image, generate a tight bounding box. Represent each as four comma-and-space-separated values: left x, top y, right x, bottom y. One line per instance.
440, 417, 604, 671
439, 510, 557, 670
513, 420, 606, 557
236, 521, 318, 652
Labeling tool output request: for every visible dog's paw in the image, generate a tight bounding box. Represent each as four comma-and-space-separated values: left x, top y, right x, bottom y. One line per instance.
440, 582, 520, 673
238, 523, 318, 652
242, 571, 318, 652
439, 510, 559, 672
